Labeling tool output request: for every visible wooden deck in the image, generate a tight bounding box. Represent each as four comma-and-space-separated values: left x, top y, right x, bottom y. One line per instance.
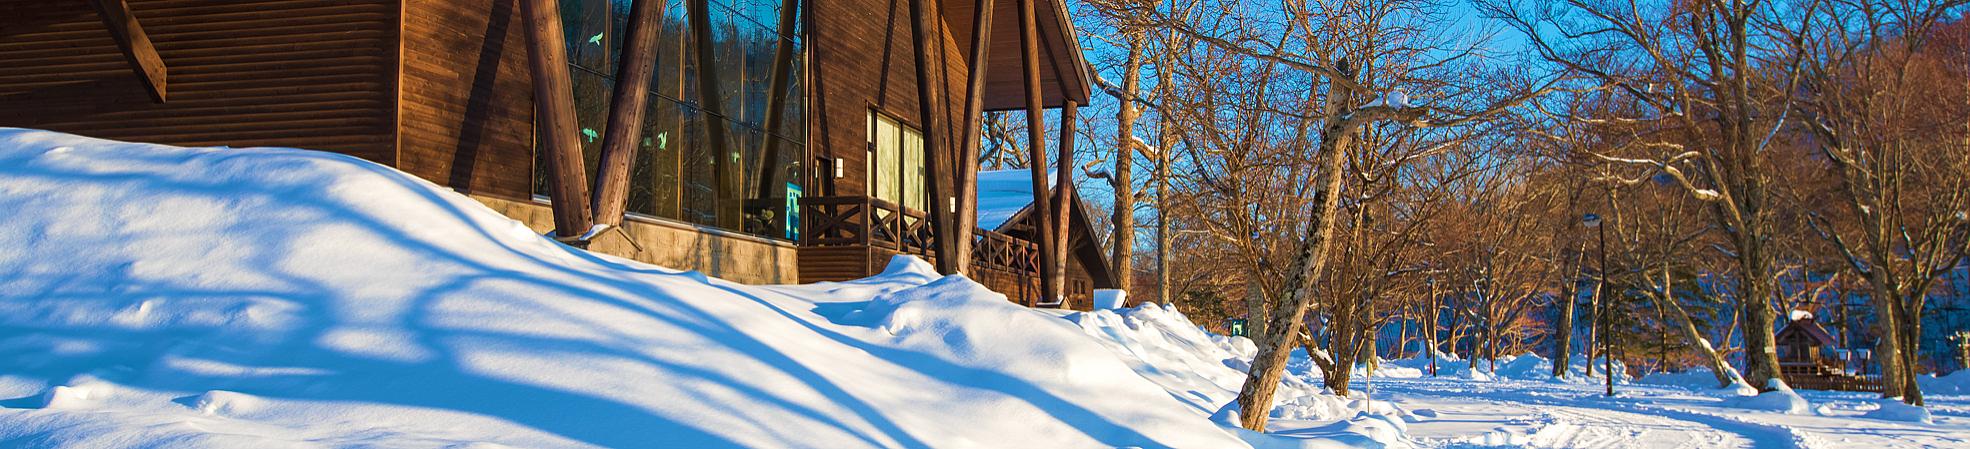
1780, 361, 1882, 393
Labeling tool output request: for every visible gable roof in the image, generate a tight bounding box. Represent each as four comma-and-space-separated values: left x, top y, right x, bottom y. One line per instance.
976, 168, 1054, 231
972, 168, 1116, 288
1778, 317, 1836, 347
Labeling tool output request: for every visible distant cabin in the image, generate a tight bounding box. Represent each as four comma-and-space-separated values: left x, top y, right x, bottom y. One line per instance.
968, 169, 1116, 308
0, 0, 1099, 308
1776, 315, 1880, 392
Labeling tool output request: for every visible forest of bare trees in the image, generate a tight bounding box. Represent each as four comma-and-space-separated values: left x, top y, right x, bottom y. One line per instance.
1055, 0, 1970, 428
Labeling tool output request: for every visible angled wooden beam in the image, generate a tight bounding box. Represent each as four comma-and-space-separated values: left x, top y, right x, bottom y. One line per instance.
520, 0, 595, 240
953, 0, 996, 275
592, 0, 671, 228
908, 0, 955, 273
1017, 0, 1058, 307
1053, 99, 1076, 306
87, 0, 166, 103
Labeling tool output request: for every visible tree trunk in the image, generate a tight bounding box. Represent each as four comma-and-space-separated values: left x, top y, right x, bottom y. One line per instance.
1648, 265, 1741, 388
1553, 240, 1583, 378
1110, 36, 1143, 295
1245, 280, 1268, 338
1232, 68, 1355, 431
1871, 284, 1908, 399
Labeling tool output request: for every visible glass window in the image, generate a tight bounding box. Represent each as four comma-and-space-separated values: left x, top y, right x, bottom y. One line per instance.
536, 0, 805, 240
868, 110, 926, 211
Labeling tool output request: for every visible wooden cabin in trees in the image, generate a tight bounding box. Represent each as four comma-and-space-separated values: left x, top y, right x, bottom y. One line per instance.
1776, 316, 1881, 392
0, 0, 1097, 307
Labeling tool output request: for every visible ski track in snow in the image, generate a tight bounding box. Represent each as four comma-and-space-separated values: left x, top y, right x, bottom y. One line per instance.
1386, 377, 1756, 449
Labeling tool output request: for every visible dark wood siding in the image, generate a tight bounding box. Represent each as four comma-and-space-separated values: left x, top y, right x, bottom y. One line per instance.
0, 0, 399, 163
398, 0, 536, 200
802, 0, 971, 283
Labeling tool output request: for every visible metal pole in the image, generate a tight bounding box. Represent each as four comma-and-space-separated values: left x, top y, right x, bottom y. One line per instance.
1601, 222, 1614, 396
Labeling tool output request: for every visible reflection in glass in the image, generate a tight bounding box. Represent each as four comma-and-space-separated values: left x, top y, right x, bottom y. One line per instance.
536, 0, 805, 240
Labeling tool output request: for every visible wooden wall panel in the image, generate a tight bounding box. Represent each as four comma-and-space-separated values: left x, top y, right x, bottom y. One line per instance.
0, 0, 399, 164
398, 0, 536, 201
808, 0, 971, 203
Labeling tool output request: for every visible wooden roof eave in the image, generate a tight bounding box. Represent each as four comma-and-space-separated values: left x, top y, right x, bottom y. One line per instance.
942, 0, 1091, 111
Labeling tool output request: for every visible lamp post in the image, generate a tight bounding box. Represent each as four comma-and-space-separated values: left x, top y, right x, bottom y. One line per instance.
1585, 212, 1613, 397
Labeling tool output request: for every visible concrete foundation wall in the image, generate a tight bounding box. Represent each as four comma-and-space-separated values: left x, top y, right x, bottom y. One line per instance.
472, 196, 800, 285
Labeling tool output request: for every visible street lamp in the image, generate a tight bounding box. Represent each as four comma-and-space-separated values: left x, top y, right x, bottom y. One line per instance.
1584, 212, 1614, 397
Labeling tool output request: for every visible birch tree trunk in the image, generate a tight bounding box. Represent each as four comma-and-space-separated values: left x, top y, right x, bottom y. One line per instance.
1233, 65, 1355, 430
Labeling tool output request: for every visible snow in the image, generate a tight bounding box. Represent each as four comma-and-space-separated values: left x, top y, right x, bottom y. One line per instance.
1722, 380, 1811, 414
1789, 309, 1815, 321
0, 129, 1255, 448
1361, 90, 1413, 109
975, 168, 1054, 231
1092, 289, 1127, 310
1861, 398, 1934, 423
1918, 369, 1970, 395
5, 127, 1969, 449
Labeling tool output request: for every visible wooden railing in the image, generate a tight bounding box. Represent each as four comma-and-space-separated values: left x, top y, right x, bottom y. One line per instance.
972, 229, 1038, 275
802, 194, 1039, 273
1780, 361, 1883, 393
800, 196, 935, 255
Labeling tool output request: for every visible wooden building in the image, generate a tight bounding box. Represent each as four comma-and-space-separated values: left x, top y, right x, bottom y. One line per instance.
1776, 316, 1881, 392
0, 0, 1101, 307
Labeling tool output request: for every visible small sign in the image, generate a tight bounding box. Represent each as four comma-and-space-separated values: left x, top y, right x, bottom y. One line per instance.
1228, 319, 1248, 337
786, 183, 802, 241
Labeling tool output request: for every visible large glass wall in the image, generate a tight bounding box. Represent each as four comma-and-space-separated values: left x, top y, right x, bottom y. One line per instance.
536, 0, 806, 240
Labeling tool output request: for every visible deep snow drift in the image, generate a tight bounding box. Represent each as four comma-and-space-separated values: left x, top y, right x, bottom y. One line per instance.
0, 129, 1410, 449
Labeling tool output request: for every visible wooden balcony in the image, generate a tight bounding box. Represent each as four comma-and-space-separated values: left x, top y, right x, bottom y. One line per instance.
798, 195, 1042, 305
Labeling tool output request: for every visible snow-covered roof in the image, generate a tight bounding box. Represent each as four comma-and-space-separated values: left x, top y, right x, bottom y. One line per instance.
976, 168, 1055, 231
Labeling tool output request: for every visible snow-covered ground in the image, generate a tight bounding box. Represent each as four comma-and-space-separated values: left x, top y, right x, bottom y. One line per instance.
3, 128, 1966, 449
0, 129, 1380, 448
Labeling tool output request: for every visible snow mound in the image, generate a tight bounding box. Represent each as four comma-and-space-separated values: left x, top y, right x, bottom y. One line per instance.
1092, 289, 1128, 310
1639, 367, 1759, 395
1861, 398, 1932, 424
1067, 303, 1344, 419
1724, 380, 1810, 414
0, 129, 1250, 448
1917, 370, 1970, 396
1069, 303, 1410, 447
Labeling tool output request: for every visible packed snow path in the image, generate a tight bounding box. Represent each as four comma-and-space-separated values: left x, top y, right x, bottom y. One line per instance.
1361, 374, 1969, 449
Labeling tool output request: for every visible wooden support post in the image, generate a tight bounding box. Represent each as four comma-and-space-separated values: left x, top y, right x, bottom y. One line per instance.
689, 0, 741, 229
1016, 0, 1058, 306
520, 0, 595, 239
908, 0, 955, 273
87, 0, 167, 103
1053, 100, 1077, 305
953, 0, 997, 275
591, 0, 671, 227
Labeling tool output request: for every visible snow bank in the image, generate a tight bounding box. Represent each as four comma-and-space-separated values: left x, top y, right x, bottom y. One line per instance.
1092, 289, 1127, 310
1378, 352, 1628, 384
1917, 370, 1970, 396
0, 129, 1251, 448
1639, 367, 1760, 396
1068, 303, 1412, 447
1861, 398, 1933, 423
1723, 380, 1811, 414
